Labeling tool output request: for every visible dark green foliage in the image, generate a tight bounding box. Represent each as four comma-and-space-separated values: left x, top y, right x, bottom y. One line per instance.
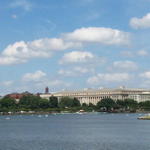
89, 103, 95, 108
116, 99, 125, 108
139, 101, 150, 110
96, 98, 138, 112
39, 99, 49, 109
49, 96, 58, 108
72, 98, 81, 107
59, 97, 81, 108
97, 98, 116, 111
19, 95, 41, 109
82, 103, 88, 107
124, 99, 138, 110
0, 96, 16, 108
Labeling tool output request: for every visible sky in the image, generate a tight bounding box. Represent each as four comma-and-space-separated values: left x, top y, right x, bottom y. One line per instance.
1, 0, 150, 95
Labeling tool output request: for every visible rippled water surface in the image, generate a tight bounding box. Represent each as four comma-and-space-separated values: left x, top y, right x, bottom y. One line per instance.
0, 113, 149, 150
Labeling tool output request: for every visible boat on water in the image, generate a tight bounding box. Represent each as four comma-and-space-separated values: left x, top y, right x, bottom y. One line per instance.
45, 114, 48, 117
5, 117, 11, 120
138, 113, 150, 120
76, 109, 87, 114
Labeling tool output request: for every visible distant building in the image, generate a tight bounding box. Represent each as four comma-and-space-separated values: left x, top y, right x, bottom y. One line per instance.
39, 87, 150, 105
45, 87, 49, 94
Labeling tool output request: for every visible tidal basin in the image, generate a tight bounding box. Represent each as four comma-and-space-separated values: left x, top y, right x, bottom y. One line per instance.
0, 113, 150, 150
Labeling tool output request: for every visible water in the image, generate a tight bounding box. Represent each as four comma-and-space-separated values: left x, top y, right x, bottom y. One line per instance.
0, 113, 149, 150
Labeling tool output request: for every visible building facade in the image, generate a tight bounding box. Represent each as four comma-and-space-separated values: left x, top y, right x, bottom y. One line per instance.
40, 87, 150, 105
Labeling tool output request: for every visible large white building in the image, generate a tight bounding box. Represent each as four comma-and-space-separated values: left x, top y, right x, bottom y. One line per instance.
40, 87, 150, 105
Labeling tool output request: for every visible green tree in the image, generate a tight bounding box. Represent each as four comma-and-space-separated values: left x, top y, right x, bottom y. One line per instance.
97, 98, 116, 111
19, 95, 41, 109
59, 97, 72, 108
124, 98, 138, 111
0, 96, 16, 109
89, 103, 95, 108
139, 101, 150, 110
39, 98, 49, 109
116, 99, 126, 109
82, 103, 88, 107
59, 97, 80, 108
49, 96, 58, 108
72, 98, 81, 107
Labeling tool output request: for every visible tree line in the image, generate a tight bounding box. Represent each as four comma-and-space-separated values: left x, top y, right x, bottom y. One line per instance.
0, 95, 150, 112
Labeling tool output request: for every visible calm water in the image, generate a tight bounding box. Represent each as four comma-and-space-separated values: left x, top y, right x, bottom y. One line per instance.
0, 113, 149, 150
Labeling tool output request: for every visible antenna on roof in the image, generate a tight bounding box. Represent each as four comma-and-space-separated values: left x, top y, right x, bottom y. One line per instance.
119, 86, 125, 89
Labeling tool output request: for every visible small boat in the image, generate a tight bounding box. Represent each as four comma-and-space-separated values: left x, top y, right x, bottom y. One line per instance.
5, 117, 11, 120
138, 115, 150, 120
76, 109, 86, 114
45, 114, 48, 117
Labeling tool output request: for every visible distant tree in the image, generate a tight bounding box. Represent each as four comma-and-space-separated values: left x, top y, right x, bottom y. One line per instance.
59, 97, 80, 108
82, 103, 88, 107
139, 101, 150, 110
59, 97, 72, 108
97, 98, 116, 111
72, 98, 81, 107
39, 98, 49, 109
0, 96, 16, 109
19, 95, 41, 109
49, 96, 58, 108
116, 99, 126, 109
124, 98, 138, 110
89, 103, 95, 108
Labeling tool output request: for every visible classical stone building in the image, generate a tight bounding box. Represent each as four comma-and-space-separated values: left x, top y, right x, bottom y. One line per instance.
40, 87, 150, 105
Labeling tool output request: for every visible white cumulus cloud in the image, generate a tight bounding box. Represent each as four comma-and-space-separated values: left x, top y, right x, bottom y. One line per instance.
112, 60, 138, 71
0, 41, 50, 65
29, 38, 81, 51
140, 71, 150, 79
137, 50, 148, 56
1, 81, 14, 87
0, 38, 81, 65
0, 26, 130, 65
22, 70, 47, 82
59, 51, 94, 64
58, 67, 94, 76
64, 27, 130, 45
87, 73, 131, 85
60, 51, 106, 65
130, 13, 150, 29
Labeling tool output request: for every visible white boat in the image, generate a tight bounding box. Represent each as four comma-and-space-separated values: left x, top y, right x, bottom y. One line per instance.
45, 114, 48, 117
5, 117, 11, 120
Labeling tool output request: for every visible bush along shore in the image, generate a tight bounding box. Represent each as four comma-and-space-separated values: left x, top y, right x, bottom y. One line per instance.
0, 95, 150, 115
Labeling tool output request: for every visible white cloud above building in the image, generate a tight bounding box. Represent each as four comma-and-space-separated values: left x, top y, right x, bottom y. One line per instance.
87, 73, 131, 85
137, 50, 148, 56
64, 27, 130, 45
58, 67, 94, 77
22, 70, 47, 82
130, 13, 150, 29
140, 71, 150, 79
59, 51, 94, 64
112, 60, 138, 71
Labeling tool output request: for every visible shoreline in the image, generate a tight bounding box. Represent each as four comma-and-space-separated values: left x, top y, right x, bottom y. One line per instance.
0, 110, 150, 116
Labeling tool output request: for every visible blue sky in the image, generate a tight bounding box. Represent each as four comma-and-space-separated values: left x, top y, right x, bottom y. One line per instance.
1, 0, 150, 95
